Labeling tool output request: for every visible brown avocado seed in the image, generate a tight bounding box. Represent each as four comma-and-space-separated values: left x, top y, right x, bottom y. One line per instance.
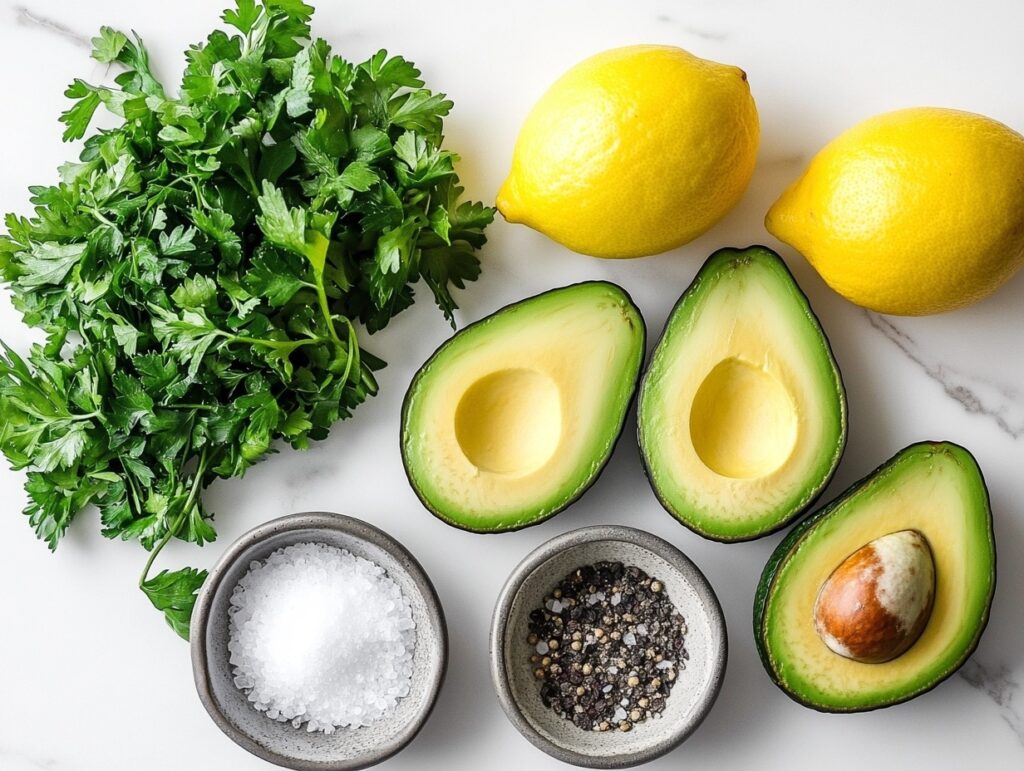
813, 529, 936, 664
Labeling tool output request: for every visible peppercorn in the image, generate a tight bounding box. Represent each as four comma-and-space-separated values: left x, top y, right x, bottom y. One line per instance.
525, 561, 689, 733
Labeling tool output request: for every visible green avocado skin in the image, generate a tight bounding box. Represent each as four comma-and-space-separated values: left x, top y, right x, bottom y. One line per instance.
753, 441, 998, 713
400, 281, 647, 534
637, 245, 848, 542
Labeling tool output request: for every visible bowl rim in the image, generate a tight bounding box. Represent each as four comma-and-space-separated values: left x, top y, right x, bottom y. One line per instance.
190, 511, 449, 771
489, 524, 727, 769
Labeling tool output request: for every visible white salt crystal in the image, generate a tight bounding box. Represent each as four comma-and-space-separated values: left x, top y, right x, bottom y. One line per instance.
614, 707, 628, 722
623, 632, 636, 646
610, 592, 621, 606
536, 641, 550, 655
227, 541, 416, 733
656, 660, 673, 670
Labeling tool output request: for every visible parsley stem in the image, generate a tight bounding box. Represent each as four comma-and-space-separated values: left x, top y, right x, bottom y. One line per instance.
138, 448, 209, 589
225, 334, 327, 351
122, 460, 144, 513
314, 282, 340, 344
339, 316, 359, 385
310, 273, 360, 384
87, 207, 117, 228
70, 410, 102, 422
9, 402, 98, 424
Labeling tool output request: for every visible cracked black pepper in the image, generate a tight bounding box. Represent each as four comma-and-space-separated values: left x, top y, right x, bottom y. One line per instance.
526, 561, 689, 732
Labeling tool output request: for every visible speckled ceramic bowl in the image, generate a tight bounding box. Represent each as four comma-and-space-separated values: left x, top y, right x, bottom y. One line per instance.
190, 512, 448, 771
490, 525, 726, 768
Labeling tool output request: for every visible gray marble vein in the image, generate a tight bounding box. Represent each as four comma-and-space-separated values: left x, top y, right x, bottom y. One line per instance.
0, 746, 62, 770
866, 311, 1024, 439
655, 14, 730, 42
680, 25, 729, 42
15, 5, 90, 49
961, 659, 1024, 746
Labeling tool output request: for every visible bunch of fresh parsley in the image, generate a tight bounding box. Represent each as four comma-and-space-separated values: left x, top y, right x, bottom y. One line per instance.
0, 0, 493, 638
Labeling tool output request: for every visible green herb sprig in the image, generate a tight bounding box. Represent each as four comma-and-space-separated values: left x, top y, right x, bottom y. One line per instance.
0, 0, 493, 638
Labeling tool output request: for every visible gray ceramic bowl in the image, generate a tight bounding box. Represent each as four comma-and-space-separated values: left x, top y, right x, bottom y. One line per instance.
190, 512, 448, 771
490, 525, 726, 768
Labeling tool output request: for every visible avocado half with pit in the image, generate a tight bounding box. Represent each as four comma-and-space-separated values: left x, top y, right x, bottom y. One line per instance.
401, 282, 646, 533
637, 246, 847, 541
754, 442, 996, 712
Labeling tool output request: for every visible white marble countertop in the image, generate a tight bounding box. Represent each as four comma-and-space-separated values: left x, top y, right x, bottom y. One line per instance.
1, 1, 1022, 769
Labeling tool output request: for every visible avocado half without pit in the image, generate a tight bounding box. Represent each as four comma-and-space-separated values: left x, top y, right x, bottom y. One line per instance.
755, 442, 996, 712
637, 246, 847, 541
401, 282, 646, 533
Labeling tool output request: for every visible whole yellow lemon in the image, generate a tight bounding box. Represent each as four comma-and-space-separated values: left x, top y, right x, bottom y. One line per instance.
497, 45, 759, 259
766, 107, 1024, 315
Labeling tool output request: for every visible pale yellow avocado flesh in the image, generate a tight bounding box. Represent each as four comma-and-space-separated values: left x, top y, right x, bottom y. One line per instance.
689, 356, 799, 480
401, 282, 645, 532
756, 443, 996, 711
638, 247, 846, 540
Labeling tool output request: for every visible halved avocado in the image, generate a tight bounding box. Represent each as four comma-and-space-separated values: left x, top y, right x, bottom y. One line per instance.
637, 246, 847, 541
754, 442, 996, 712
401, 282, 646, 532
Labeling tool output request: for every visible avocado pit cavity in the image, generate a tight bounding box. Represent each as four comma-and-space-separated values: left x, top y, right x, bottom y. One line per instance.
689, 356, 798, 479
813, 529, 936, 664
454, 368, 562, 475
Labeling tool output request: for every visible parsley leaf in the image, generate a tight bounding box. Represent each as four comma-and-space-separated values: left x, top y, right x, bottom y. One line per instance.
141, 567, 209, 640
91, 27, 129, 63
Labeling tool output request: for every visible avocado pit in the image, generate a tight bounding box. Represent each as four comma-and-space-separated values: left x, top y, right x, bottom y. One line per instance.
813, 529, 935, 664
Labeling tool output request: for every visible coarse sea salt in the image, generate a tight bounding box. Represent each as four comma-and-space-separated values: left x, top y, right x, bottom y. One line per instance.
227, 541, 416, 733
